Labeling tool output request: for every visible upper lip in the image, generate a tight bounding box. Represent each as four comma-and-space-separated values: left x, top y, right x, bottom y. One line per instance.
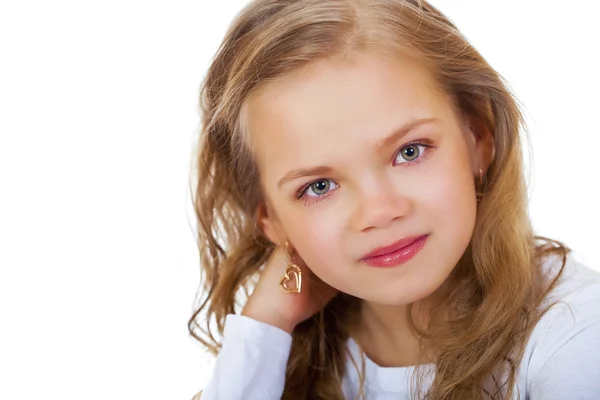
360, 235, 428, 260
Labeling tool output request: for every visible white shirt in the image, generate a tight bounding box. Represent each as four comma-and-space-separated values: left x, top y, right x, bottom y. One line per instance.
199, 255, 600, 399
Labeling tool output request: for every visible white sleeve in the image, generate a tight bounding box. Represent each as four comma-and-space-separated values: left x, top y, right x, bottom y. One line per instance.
527, 287, 600, 399
201, 314, 292, 400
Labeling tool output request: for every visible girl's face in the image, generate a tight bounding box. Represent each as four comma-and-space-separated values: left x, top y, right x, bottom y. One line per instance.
248, 52, 490, 305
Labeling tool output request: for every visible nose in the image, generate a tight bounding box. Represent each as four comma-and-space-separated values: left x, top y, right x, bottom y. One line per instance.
350, 181, 411, 232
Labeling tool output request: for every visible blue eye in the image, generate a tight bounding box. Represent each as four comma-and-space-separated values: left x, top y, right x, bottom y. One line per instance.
393, 143, 430, 165
294, 141, 435, 206
303, 179, 339, 197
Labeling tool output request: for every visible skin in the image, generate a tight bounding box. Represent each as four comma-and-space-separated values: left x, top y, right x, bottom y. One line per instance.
242, 51, 494, 366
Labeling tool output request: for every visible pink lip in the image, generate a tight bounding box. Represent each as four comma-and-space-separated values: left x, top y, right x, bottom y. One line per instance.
360, 235, 429, 268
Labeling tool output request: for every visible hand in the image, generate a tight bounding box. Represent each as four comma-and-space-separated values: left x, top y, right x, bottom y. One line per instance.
242, 245, 338, 334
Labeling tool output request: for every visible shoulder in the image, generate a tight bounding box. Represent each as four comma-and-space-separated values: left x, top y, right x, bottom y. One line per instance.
523, 253, 600, 385
539, 252, 600, 312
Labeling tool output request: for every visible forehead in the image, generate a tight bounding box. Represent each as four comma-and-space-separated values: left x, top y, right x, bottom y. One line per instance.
245, 52, 456, 181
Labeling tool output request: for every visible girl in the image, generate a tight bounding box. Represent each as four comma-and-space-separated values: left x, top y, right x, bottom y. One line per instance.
189, 0, 600, 398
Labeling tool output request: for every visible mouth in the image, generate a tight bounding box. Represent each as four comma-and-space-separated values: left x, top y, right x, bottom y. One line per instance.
360, 234, 429, 268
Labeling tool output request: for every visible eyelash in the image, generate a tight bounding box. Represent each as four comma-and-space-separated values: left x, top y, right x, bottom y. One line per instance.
295, 140, 435, 206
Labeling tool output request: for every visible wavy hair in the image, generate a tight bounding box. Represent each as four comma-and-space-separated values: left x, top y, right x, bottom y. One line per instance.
188, 1, 568, 398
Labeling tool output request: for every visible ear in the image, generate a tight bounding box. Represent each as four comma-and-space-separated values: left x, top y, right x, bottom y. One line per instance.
256, 201, 284, 247
466, 115, 495, 172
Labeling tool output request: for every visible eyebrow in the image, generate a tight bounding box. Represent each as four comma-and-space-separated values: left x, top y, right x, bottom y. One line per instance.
379, 117, 437, 150
276, 117, 438, 189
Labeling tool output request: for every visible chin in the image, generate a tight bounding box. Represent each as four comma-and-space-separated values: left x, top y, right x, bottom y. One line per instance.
365, 287, 438, 306
354, 268, 451, 306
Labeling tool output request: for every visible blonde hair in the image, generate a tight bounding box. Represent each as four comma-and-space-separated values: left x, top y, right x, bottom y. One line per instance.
188, 1, 568, 398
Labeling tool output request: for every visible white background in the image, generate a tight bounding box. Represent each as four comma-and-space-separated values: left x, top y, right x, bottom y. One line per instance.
0, 1, 598, 399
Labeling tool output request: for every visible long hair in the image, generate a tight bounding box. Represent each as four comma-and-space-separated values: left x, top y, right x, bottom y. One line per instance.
188, 1, 569, 398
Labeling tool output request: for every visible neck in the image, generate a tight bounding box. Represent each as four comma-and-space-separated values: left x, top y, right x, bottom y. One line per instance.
354, 302, 419, 367
354, 293, 445, 368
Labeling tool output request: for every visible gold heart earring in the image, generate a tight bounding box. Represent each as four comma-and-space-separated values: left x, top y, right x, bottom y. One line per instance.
279, 240, 302, 294
476, 167, 487, 202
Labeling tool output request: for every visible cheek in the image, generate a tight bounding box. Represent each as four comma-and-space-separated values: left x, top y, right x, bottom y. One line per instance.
281, 206, 347, 278
425, 153, 477, 245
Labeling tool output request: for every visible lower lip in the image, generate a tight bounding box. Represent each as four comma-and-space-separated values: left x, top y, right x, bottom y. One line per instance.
361, 235, 429, 268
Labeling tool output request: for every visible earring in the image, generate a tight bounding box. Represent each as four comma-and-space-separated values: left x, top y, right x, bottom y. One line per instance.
475, 167, 486, 202
279, 240, 303, 294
